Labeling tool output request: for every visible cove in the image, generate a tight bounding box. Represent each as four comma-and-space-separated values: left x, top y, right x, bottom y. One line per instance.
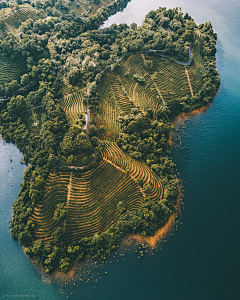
1, 0, 240, 299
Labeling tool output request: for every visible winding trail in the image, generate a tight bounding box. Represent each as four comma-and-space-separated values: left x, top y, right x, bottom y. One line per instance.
100, 46, 193, 76
149, 45, 192, 66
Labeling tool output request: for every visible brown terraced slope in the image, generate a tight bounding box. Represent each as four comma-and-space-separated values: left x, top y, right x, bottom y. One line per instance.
30, 143, 164, 243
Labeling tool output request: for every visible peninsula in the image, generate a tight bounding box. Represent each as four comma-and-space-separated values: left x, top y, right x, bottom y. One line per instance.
0, 1, 219, 273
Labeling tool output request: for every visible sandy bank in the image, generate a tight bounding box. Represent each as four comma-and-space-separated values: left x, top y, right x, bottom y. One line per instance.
169, 103, 211, 146
122, 185, 182, 249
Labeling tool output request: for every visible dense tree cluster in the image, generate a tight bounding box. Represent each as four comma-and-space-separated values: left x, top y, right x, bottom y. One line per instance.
117, 107, 174, 178
59, 121, 93, 165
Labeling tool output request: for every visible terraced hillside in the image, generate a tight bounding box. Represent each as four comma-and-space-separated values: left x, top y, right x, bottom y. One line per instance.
5, 6, 43, 29
0, 55, 27, 86
94, 52, 203, 141
0, 27, 7, 40
30, 142, 164, 243
60, 89, 86, 123
91, 0, 113, 14
20, 106, 46, 132
186, 47, 204, 95
67, 0, 92, 15
93, 71, 133, 141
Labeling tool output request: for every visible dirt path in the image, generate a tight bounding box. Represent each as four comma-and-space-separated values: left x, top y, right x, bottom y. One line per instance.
63, 172, 72, 234
185, 66, 194, 97
67, 172, 72, 205
152, 80, 166, 105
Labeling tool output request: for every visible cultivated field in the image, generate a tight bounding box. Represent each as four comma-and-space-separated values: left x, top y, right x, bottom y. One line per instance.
90, 0, 113, 14
66, 0, 92, 15
94, 52, 203, 141
30, 142, 164, 243
5, 6, 43, 29
59, 89, 86, 123
0, 55, 27, 86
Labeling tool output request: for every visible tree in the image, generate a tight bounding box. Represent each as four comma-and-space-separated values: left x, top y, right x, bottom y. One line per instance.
7, 95, 27, 116
5, 80, 20, 97
137, 178, 144, 187
68, 68, 81, 85
59, 257, 71, 272
133, 73, 145, 84
67, 154, 74, 165
34, 0, 42, 9
143, 183, 152, 193
144, 60, 153, 70
21, 74, 29, 86
117, 201, 126, 213
53, 227, 64, 242
54, 203, 68, 223
130, 23, 137, 30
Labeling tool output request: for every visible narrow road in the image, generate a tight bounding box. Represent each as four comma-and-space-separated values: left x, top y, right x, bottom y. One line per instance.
85, 89, 90, 137
149, 45, 192, 66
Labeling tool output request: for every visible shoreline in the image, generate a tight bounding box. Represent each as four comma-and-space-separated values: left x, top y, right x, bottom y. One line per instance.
26, 103, 212, 280
169, 103, 211, 146
173, 103, 211, 126
127, 103, 212, 248
122, 184, 182, 249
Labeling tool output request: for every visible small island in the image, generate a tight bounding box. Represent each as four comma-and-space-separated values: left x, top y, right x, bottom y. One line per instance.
0, 1, 219, 273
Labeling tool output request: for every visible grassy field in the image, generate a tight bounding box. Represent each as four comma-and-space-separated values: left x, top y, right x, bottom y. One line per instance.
29, 142, 163, 243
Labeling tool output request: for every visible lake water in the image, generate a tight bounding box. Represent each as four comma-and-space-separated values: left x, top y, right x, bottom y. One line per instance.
1, 0, 240, 299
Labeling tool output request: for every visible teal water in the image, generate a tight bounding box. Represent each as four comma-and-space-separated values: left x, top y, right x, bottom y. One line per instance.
1, 0, 240, 299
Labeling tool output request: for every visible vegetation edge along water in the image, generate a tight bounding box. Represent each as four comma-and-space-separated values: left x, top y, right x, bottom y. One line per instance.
0, 1, 219, 273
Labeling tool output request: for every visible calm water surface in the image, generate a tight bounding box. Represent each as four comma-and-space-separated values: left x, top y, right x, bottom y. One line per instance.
1, 0, 240, 299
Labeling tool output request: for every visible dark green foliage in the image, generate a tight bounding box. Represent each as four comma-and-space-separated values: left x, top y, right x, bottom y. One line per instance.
133, 73, 145, 84
137, 178, 144, 187
53, 227, 64, 242
117, 201, 126, 213
143, 183, 152, 193
68, 68, 81, 85
54, 203, 68, 223
117, 108, 172, 170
